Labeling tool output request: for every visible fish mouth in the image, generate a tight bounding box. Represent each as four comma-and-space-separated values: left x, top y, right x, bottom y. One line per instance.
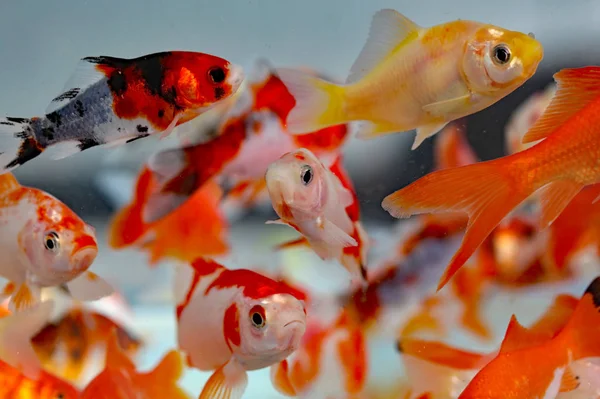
227, 64, 245, 94
72, 246, 98, 272
284, 319, 305, 328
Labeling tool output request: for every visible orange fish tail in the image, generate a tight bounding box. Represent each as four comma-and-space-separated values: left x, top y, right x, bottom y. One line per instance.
561, 276, 600, 360
382, 159, 533, 291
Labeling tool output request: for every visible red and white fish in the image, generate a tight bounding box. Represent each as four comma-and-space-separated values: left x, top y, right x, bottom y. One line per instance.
174, 258, 307, 399
265, 148, 369, 285
270, 310, 368, 399
0, 51, 244, 172
140, 59, 349, 224
0, 173, 112, 311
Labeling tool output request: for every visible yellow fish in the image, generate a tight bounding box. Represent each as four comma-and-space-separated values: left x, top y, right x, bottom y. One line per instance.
278, 9, 544, 149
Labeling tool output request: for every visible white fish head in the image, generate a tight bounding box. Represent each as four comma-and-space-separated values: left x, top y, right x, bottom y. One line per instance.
265, 148, 328, 222
20, 193, 98, 286
462, 25, 543, 94
234, 292, 307, 370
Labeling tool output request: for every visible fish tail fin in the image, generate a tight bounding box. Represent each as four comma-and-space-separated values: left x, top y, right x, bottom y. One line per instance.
561, 276, 600, 360
382, 159, 533, 291
276, 68, 347, 134
0, 117, 44, 172
0, 300, 54, 380
145, 350, 189, 398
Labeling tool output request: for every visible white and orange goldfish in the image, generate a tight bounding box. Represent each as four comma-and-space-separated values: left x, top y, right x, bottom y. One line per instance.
270, 310, 368, 399
0, 173, 112, 311
278, 9, 543, 149
265, 148, 369, 285
174, 258, 307, 399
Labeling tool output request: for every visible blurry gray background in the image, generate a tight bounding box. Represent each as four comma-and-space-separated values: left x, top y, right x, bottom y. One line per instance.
0, 0, 598, 221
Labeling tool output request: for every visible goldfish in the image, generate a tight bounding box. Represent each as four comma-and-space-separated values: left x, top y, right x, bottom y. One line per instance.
80, 330, 189, 399
270, 310, 368, 399
0, 172, 112, 311
278, 9, 543, 149
265, 148, 369, 285
141, 59, 349, 224
0, 51, 243, 172
174, 258, 307, 399
108, 166, 229, 265
383, 66, 600, 291
0, 358, 79, 399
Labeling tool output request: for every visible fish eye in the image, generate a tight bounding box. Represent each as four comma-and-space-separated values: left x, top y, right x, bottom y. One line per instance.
492, 44, 511, 65
44, 231, 60, 253
208, 67, 226, 84
250, 305, 266, 329
300, 165, 313, 186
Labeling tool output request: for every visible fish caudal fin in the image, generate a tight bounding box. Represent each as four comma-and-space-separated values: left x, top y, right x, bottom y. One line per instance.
0, 300, 54, 380
276, 68, 347, 134
65, 271, 114, 302
199, 357, 248, 399
270, 359, 297, 396
382, 159, 531, 291
0, 117, 44, 173
561, 276, 600, 360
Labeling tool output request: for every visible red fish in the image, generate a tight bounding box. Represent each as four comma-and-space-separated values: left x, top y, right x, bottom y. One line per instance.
0, 51, 243, 172
0, 359, 79, 399
383, 67, 600, 291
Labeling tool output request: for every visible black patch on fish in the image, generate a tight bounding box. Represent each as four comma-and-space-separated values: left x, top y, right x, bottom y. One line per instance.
6, 117, 28, 124
158, 109, 165, 118
163, 86, 179, 107
214, 86, 226, 100
51, 88, 80, 102
585, 276, 600, 308
136, 124, 148, 133
78, 138, 100, 151
107, 71, 127, 96
41, 127, 55, 141
0, 121, 14, 126
6, 136, 44, 169
46, 111, 62, 127
126, 134, 150, 144
74, 100, 85, 117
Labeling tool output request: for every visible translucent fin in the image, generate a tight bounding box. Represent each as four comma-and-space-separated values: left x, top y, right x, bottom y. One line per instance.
320, 218, 358, 248
198, 357, 248, 399
559, 366, 580, 392
265, 219, 288, 226
354, 120, 406, 140
346, 9, 421, 84
0, 300, 54, 380
422, 95, 470, 117
0, 117, 43, 173
537, 180, 583, 228
412, 123, 448, 150
270, 360, 297, 396
9, 283, 41, 312
276, 68, 346, 134
523, 66, 600, 143
66, 271, 114, 302
47, 140, 86, 160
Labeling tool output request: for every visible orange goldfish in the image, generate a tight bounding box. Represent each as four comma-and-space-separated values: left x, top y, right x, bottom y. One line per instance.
175, 258, 307, 399
108, 166, 229, 265
383, 67, 600, 291
278, 9, 543, 149
80, 330, 189, 399
0, 52, 243, 173
0, 359, 79, 399
270, 310, 368, 398
266, 148, 369, 285
0, 172, 112, 311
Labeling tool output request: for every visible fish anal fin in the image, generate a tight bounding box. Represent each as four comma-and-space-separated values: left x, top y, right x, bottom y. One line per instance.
346, 9, 421, 84
538, 181, 583, 228
413, 122, 448, 150
199, 357, 248, 399
559, 366, 580, 392
523, 66, 600, 143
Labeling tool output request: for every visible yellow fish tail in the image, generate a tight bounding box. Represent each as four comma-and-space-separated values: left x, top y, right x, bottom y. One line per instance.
277, 68, 347, 134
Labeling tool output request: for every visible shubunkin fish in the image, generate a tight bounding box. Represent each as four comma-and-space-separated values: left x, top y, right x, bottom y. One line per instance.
0, 51, 243, 172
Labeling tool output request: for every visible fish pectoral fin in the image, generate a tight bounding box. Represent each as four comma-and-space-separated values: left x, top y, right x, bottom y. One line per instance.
46, 140, 87, 160
319, 218, 358, 248
275, 237, 310, 251
559, 366, 580, 392
422, 95, 471, 117
199, 357, 248, 399
160, 113, 183, 139
346, 9, 421, 84
0, 299, 54, 380
412, 123, 448, 150
266, 218, 288, 226
66, 271, 114, 302
270, 359, 297, 396
9, 283, 41, 312
537, 180, 584, 228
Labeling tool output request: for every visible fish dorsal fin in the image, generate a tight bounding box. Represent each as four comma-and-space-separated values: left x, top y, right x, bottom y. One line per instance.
499, 315, 552, 354
346, 9, 421, 84
45, 56, 123, 115
529, 294, 578, 337
522, 67, 600, 143
105, 328, 136, 371
0, 173, 20, 196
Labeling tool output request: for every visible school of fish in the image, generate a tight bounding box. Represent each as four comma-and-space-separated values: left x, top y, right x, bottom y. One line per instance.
0, 5, 598, 399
